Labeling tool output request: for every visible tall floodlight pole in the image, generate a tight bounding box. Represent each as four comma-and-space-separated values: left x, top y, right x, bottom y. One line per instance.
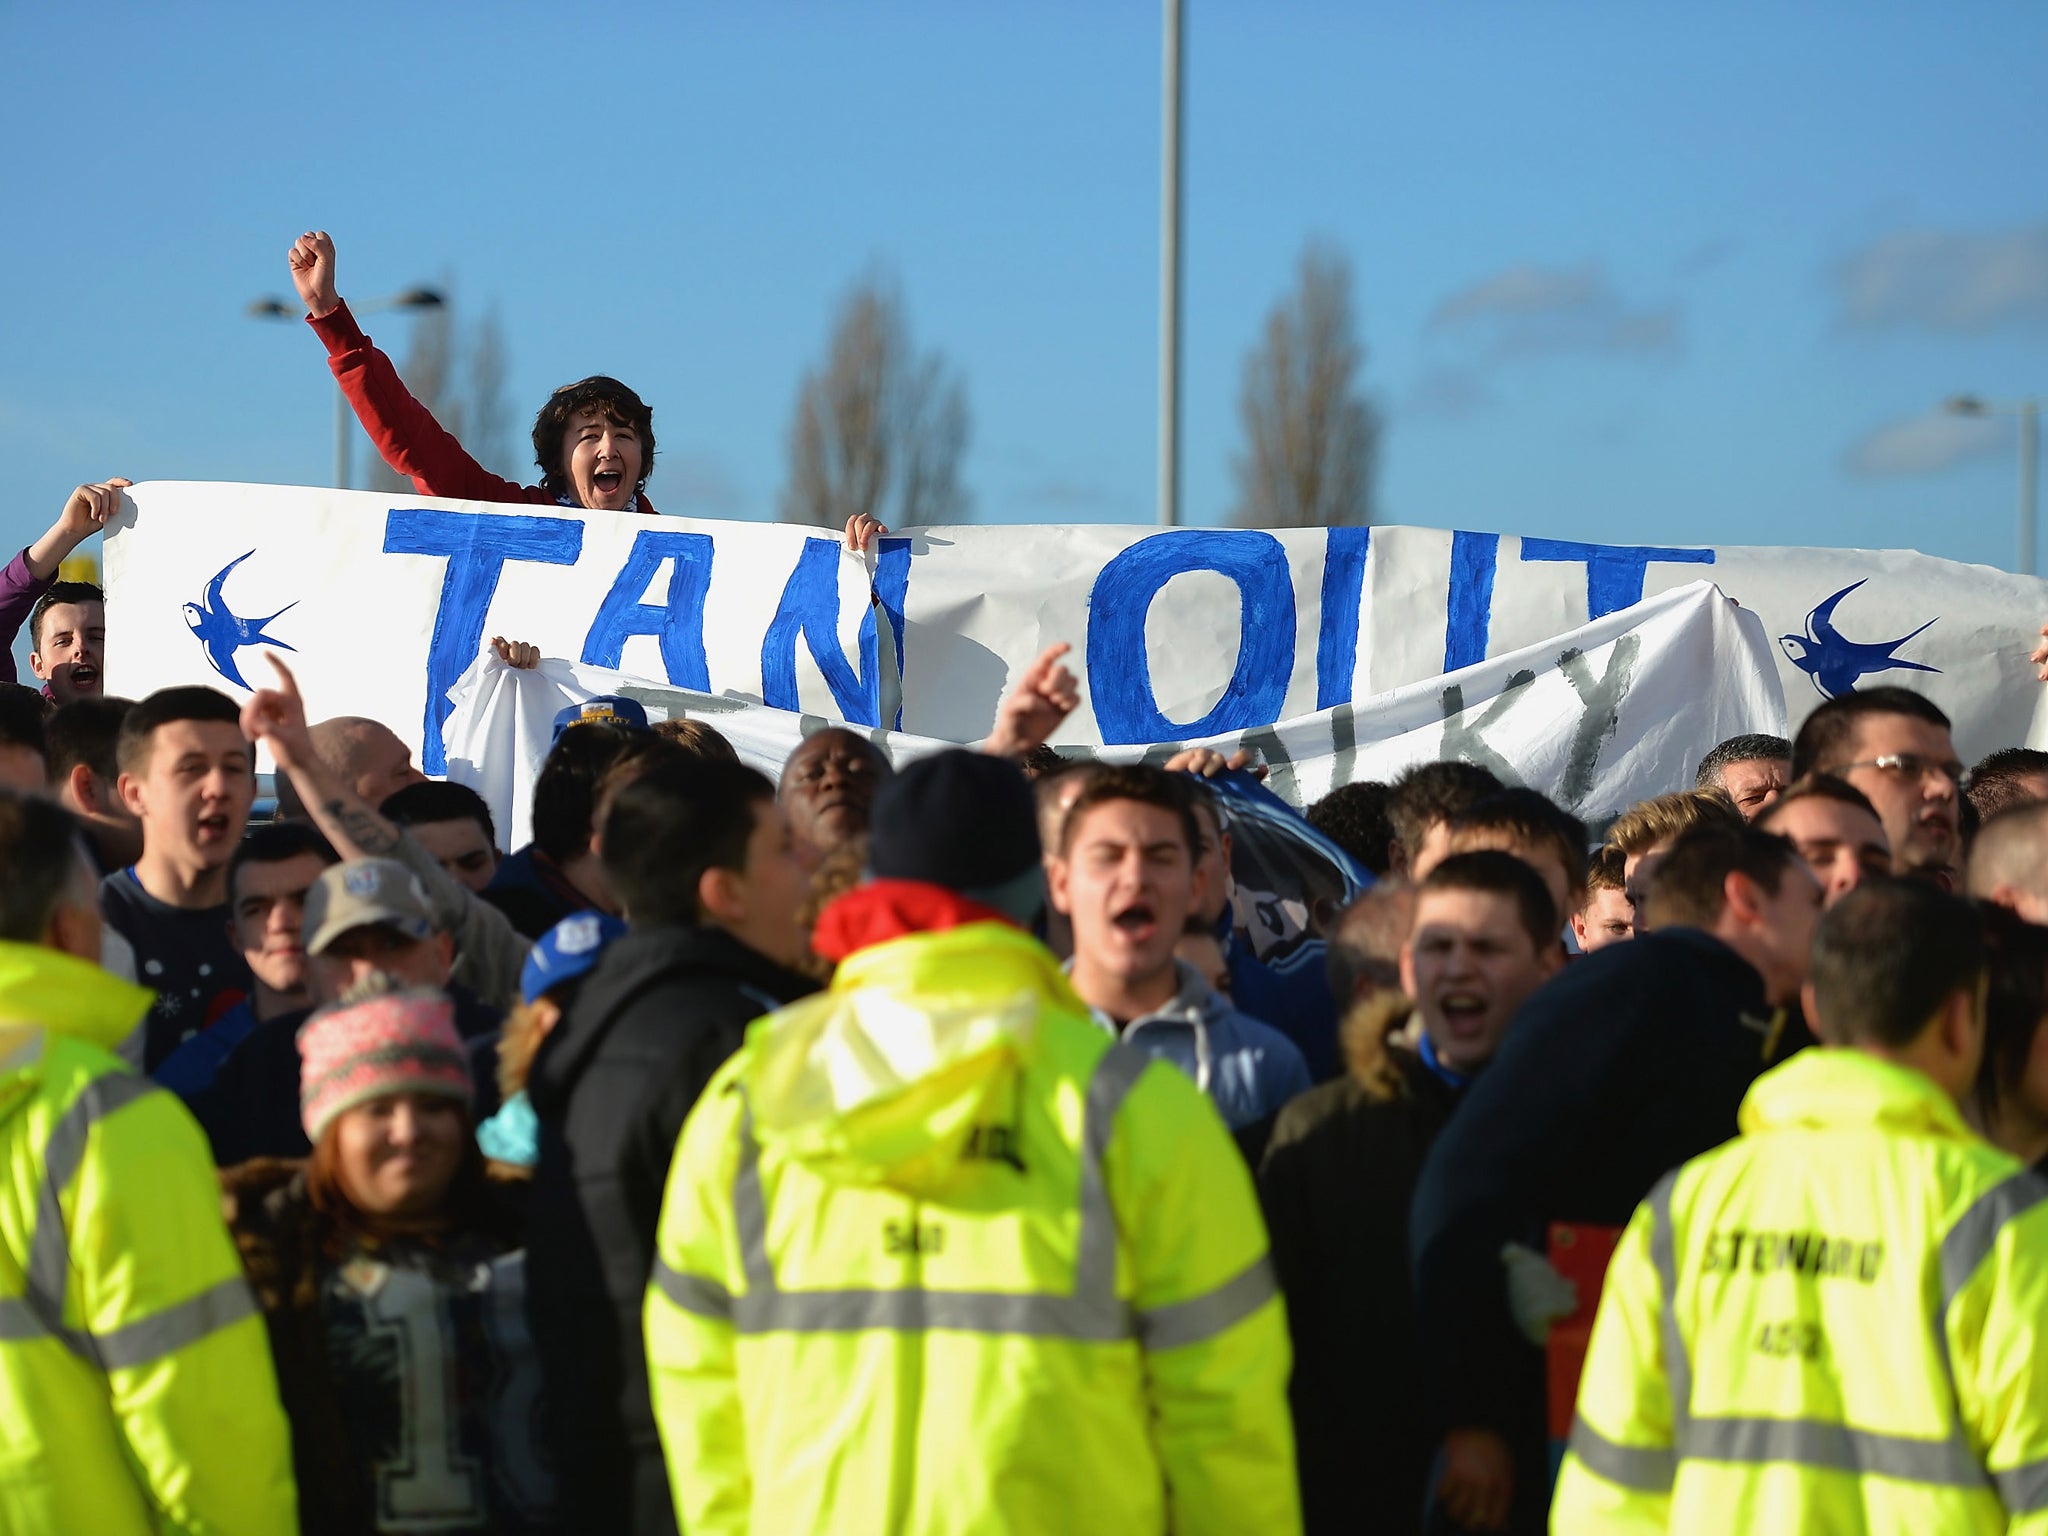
1947, 394, 2043, 576
1158, 0, 1185, 527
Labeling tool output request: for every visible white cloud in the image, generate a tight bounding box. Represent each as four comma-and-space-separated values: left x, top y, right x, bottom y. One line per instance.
1834, 225, 2048, 333
1427, 262, 1680, 359
1404, 366, 1496, 419
1843, 411, 2006, 478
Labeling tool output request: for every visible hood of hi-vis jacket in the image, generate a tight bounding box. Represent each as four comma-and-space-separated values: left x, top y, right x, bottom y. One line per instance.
744, 914, 1088, 1198
1737, 1043, 1974, 1142
0, 941, 153, 1051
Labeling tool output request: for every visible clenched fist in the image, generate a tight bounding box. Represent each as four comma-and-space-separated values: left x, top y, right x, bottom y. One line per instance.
288, 230, 341, 320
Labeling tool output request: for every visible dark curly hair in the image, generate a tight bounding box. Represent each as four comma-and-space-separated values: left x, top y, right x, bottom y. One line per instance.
532, 376, 655, 501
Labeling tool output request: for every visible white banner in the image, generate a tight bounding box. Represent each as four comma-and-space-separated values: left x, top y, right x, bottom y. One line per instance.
443, 580, 1781, 842
104, 482, 2048, 785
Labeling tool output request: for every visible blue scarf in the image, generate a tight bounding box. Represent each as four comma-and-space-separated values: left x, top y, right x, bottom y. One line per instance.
1417, 1028, 1474, 1093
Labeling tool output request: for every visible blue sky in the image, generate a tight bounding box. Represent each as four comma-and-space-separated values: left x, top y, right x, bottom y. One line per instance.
3, 0, 2044, 647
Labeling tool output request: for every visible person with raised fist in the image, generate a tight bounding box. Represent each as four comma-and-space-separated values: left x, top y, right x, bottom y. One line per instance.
287, 231, 886, 551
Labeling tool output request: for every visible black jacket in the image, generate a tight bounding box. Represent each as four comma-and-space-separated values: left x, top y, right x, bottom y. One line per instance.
1409, 927, 1800, 1454
523, 924, 816, 1536
194, 985, 503, 1166
1259, 1000, 1461, 1536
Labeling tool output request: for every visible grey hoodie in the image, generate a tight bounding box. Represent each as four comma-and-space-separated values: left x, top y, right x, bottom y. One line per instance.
1084, 959, 1312, 1129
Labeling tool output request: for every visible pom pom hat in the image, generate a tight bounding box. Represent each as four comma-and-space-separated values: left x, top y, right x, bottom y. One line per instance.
298, 989, 473, 1143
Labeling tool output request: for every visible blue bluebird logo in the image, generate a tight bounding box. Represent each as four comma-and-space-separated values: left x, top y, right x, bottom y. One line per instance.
182, 551, 297, 690
1778, 579, 1939, 699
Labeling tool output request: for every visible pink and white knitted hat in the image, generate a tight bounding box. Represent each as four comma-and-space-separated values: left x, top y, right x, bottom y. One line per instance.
297, 989, 474, 1144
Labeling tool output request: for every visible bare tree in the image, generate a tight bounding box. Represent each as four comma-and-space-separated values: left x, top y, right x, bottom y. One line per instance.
1230, 242, 1381, 527
366, 290, 517, 491
782, 276, 971, 528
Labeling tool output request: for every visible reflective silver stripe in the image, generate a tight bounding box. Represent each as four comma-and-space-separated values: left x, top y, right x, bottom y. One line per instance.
1135, 1254, 1277, 1351
7, 1072, 251, 1370
1941, 1171, 2048, 1310
1930, 1173, 2048, 1464
721, 1044, 1157, 1342
1074, 1045, 1150, 1302
85, 1275, 257, 1371
1569, 1412, 1675, 1493
1646, 1169, 1690, 1429
732, 1098, 775, 1295
651, 1257, 733, 1321
1682, 1415, 1987, 1487
1994, 1457, 2048, 1514
730, 1287, 1128, 1340
0, 1297, 44, 1342
29, 1072, 157, 1341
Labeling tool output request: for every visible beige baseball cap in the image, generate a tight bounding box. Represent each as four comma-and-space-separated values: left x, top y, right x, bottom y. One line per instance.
303, 858, 439, 956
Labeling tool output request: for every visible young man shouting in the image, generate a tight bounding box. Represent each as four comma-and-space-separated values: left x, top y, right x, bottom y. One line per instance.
0, 479, 123, 702
101, 686, 256, 1070
1050, 766, 1310, 1145
1261, 851, 1562, 1534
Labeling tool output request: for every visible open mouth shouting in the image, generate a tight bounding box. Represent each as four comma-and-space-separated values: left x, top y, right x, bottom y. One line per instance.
195, 809, 237, 847
592, 468, 625, 499
1110, 901, 1161, 947
1433, 989, 1492, 1043
66, 663, 101, 694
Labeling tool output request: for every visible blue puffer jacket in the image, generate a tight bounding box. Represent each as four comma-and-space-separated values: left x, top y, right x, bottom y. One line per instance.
1086, 960, 1313, 1130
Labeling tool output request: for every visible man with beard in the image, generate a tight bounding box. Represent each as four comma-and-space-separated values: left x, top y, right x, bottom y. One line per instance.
1789, 686, 1962, 887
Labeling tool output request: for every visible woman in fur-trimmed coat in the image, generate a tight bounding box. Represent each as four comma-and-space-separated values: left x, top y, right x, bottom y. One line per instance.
1256, 993, 1465, 1536
221, 985, 552, 1536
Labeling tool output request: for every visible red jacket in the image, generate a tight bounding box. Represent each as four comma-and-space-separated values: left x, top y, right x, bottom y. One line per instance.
309, 301, 659, 514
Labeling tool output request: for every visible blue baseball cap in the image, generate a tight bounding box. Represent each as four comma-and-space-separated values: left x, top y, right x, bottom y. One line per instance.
521, 911, 629, 1004
551, 694, 651, 739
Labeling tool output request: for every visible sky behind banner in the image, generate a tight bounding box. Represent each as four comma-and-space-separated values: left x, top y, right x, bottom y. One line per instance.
4, 0, 2045, 681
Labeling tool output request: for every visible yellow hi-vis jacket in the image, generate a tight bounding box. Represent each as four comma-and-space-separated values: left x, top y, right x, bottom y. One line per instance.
644, 919, 1301, 1536
0, 941, 296, 1534
1554, 1047, 2048, 1534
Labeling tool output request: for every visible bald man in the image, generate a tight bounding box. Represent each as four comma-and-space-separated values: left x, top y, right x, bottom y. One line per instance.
274, 715, 426, 819
1967, 799, 2048, 924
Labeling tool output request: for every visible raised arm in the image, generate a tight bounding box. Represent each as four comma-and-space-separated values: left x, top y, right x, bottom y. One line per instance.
289, 229, 533, 506
241, 652, 530, 1008
1, 481, 126, 685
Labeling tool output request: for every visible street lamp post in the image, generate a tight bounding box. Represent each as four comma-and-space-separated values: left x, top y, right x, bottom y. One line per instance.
1946, 393, 2042, 577
247, 288, 445, 490
1158, 0, 1184, 528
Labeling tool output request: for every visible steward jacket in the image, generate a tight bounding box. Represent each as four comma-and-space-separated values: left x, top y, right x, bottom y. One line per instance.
526, 922, 817, 1536
1258, 996, 1461, 1535
0, 941, 296, 1533
644, 880, 1300, 1536
1411, 926, 1800, 1448
1555, 1048, 2048, 1535
310, 301, 659, 513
